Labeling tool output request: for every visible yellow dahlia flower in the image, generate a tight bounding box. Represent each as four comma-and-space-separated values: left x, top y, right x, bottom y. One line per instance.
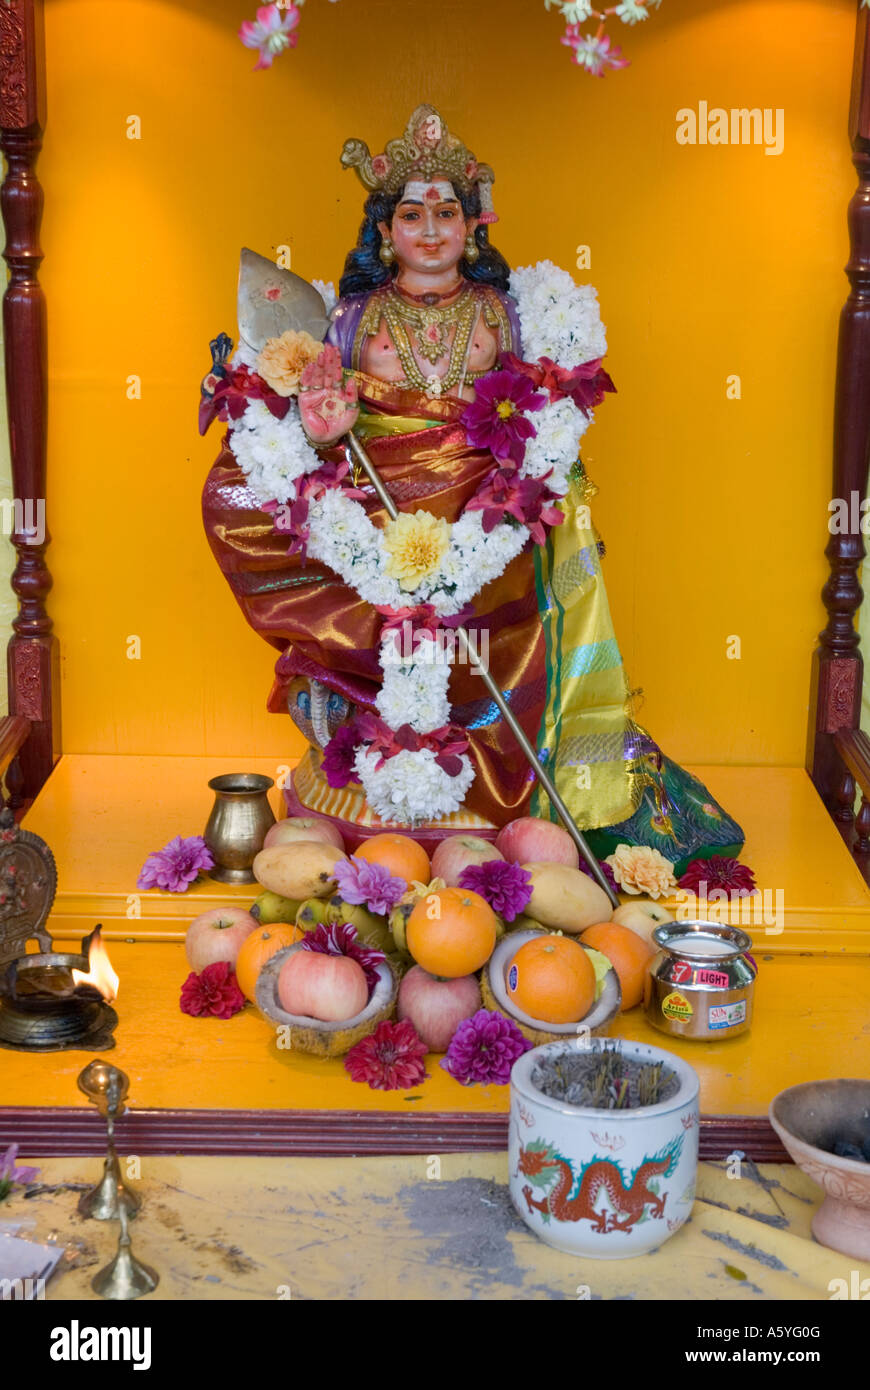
382, 510, 450, 591
256, 329, 323, 397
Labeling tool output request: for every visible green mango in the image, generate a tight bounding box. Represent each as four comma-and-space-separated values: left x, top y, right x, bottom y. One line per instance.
252, 890, 302, 925
507, 913, 547, 935
327, 894, 393, 953
387, 900, 414, 957
295, 898, 331, 931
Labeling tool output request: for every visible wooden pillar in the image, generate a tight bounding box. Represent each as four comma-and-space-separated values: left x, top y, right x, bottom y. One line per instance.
0, 0, 59, 804
808, 4, 870, 809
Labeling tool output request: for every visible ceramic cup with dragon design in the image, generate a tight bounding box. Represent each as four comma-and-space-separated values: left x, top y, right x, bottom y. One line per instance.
509, 1038, 700, 1258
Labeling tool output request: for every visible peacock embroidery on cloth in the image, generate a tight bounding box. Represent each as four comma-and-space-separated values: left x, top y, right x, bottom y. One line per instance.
517, 1134, 684, 1233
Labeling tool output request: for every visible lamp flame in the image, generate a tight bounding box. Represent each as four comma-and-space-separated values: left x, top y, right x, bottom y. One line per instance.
72, 928, 119, 1002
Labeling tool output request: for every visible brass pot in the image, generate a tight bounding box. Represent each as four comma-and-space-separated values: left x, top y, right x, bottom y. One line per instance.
204, 773, 275, 884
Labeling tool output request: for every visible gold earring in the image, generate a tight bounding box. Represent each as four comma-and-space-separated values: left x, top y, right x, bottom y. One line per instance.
464, 233, 479, 263
379, 237, 395, 266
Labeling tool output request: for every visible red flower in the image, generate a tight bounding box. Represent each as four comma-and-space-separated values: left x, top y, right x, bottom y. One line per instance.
501, 352, 616, 418
678, 856, 757, 897
206, 364, 291, 428
354, 711, 470, 777
180, 962, 246, 1019
344, 1019, 428, 1091
466, 468, 565, 545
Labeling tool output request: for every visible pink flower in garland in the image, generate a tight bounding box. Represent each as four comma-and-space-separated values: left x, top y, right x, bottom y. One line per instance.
441, 1009, 531, 1086
239, 4, 302, 71
461, 369, 546, 466
138, 835, 214, 893
466, 468, 564, 545
561, 26, 630, 77
300, 921, 386, 994
345, 1019, 428, 1091
180, 962, 246, 1019
333, 856, 407, 917
458, 860, 532, 922
321, 725, 359, 789
678, 857, 757, 897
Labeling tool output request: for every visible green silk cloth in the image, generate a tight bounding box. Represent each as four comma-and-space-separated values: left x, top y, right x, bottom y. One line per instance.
531, 463, 743, 875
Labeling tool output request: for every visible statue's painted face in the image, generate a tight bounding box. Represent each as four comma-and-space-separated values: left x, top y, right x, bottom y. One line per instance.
379, 179, 476, 279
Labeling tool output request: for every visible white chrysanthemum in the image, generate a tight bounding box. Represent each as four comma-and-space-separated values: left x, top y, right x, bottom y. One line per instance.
230, 339, 259, 369
229, 407, 320, 505
355, 746, 475, 826
377, 662, 451, 733
510, 262, 607, 367
312, 279, 338, 314
523, 397, 587, 494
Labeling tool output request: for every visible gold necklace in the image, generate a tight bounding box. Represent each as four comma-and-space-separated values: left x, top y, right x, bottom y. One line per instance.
381, 283, 480, 391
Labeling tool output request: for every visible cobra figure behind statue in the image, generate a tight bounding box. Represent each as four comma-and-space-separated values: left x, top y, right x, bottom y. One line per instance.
202, 106, 743, 869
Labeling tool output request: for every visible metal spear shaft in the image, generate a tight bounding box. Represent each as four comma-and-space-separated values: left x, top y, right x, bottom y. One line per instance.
344, 431, 619, 909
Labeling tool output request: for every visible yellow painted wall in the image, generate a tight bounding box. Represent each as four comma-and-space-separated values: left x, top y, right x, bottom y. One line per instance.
39, 0, 856, 766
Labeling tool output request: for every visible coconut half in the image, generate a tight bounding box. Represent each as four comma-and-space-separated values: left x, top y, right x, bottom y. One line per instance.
481, 928, 622, 1047
255, 942, 398, 1058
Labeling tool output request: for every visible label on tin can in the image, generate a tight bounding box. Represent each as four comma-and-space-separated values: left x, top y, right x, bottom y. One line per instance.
662, 990, 693, 1021
697, 968, 730, 988
708, 1000, 746, 1030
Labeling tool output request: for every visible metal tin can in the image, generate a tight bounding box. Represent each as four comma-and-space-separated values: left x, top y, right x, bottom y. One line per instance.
643, 920, 757, 1040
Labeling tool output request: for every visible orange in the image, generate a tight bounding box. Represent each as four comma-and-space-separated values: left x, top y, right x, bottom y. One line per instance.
506, 935, 596, 1024
579, 922, 656, 1011
235, 924, 304, 1003
405, 887, 498, 978
355, 833, 430, 886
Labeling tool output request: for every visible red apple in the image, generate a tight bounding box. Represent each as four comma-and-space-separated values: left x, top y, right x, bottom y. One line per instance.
264, 816, 345, 851
185, 907, 259, 973
495, 816, 580, 869
397, 965, 481, 1052
431, 835, 504, 888
278, 951, 368, 1022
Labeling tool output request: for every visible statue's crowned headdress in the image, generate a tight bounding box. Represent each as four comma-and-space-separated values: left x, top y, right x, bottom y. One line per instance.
340, 104, 498, 223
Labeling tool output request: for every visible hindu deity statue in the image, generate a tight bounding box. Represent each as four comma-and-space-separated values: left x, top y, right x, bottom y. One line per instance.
201, 105, 743, 873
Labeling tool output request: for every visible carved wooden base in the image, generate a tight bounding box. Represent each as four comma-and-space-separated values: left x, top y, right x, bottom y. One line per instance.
0, 1106, 791, 1163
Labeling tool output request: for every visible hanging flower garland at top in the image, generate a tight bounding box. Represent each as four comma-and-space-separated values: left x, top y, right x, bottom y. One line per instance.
203, 263, 614, 824
238, 2, 664, 76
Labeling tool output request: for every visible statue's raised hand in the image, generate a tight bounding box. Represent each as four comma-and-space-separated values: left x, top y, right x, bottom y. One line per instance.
298, 345, 359, 446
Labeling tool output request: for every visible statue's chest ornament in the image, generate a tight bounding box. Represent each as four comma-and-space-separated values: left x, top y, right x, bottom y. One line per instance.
358, 285, 506, 396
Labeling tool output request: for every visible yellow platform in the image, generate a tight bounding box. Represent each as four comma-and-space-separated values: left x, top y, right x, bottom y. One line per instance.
23, 754, 870, 953
1, 939, 868, 1118
0, 754, 864, 1123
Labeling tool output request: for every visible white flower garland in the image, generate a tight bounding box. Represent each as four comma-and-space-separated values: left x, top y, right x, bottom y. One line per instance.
226, 264, 606, 824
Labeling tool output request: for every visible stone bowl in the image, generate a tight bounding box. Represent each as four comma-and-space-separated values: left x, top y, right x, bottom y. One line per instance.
255, 942, 398, 1058
769, 1079, 870, 1260
481, 928, 622, 1046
